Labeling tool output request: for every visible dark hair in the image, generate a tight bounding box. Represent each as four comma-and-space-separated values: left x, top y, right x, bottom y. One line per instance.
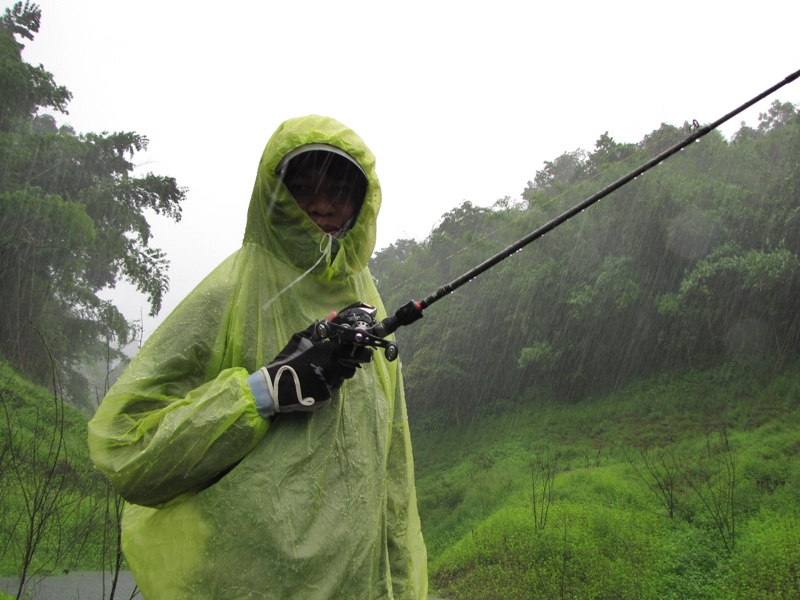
281, 150, 368, 206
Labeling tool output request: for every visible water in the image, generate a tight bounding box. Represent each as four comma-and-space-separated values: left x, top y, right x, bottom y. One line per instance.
0, 571, 138, 599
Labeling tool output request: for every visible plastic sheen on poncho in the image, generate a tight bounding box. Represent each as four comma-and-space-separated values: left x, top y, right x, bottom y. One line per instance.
88, 115, 428, 599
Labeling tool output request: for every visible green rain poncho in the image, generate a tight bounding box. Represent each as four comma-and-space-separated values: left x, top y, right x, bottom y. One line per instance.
88, 116, 428, 599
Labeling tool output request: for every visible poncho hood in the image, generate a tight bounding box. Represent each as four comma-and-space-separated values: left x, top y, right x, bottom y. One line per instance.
244, 115, 380, 280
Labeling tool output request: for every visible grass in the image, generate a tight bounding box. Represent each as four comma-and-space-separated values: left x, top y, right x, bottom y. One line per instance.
412, 359, 800, 599
3, 357, 800, 597
0, 360, 118, 579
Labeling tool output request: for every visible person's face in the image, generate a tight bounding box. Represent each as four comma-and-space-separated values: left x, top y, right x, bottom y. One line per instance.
284, 157, 365, 235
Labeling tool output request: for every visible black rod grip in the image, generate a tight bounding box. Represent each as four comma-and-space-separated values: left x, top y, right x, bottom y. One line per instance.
372, 300, 424, 338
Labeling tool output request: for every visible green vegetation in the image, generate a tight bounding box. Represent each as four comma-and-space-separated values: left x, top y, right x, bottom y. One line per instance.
0, 360, 122, 591
0, 4, 151, 593
374, 101, 800, 426
4, 356, 799, 598
0, 1, 185, 407
413, 361, 800, 599
369, 74, 800, 598
2, 2, 799, 598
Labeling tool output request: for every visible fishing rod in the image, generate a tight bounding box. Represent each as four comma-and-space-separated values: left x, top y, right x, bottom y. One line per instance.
321, 67, 800, 361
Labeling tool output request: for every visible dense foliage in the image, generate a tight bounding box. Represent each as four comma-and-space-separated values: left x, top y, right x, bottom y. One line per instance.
369, 97, 800, 598
372, 102, 800, 427
0, 2, 185, 404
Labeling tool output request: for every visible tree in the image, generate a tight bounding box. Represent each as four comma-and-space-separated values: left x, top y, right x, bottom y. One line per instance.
585, 131, 636, 175
627, 443, 689, 519
530, 445, 559, 530
684, 426, 738, 554
372, 100, 800, 425
0, 1, 70, 131
530, 149, 588, 195
757, 99, 797, 133
0, 3, 186, 402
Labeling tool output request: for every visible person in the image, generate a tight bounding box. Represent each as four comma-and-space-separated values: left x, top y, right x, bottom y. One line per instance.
88, 115, 428, 599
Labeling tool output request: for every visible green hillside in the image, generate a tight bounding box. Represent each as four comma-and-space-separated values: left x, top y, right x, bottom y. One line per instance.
413, 361, 800, 599
0, 360, 122, 585
5, 357, 798, 599
367, 99, 800, 598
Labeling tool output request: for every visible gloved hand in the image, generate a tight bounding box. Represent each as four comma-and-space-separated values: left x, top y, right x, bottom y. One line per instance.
256, 322, 373, 413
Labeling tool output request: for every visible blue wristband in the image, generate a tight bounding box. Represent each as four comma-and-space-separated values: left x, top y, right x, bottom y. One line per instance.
247, 369, 275, 418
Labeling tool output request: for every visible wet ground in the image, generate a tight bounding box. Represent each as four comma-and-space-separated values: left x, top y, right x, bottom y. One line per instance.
1, 573, 443, 598
0, 571, 138, 599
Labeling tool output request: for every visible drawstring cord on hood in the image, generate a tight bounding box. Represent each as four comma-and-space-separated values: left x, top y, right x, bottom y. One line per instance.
260, 234, 334, 313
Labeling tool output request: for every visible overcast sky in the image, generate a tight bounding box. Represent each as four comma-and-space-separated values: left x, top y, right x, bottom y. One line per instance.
23, 0, 800, 338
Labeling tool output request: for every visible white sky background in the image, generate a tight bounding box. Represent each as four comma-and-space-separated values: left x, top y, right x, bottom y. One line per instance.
22, 0, 800, 340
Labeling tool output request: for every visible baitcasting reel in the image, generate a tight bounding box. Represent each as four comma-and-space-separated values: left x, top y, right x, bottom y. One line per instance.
316, 302, 400, 362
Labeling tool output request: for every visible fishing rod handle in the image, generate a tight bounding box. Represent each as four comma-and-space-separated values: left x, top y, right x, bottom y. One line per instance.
372, 300, 425, 338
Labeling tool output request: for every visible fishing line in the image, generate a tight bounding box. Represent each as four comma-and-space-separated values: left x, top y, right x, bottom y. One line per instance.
370, 67, 800, 339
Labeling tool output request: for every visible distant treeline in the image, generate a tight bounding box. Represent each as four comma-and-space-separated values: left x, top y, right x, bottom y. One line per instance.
371, 102, 800, 426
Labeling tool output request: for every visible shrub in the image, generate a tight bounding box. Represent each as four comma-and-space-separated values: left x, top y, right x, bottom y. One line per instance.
720, 511, 800, 599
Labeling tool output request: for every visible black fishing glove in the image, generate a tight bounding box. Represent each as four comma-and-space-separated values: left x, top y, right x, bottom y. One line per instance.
256, 323, 373, 413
